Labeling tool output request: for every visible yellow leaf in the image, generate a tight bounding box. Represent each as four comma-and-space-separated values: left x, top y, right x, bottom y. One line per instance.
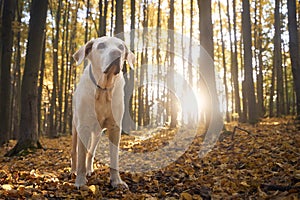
89, 185, 97, 194
2, 184, 13, 190
240, 181, 250, 187
180, 192, 193, 200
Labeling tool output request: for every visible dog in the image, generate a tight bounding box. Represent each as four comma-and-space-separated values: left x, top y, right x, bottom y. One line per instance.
71, 36, 135, 188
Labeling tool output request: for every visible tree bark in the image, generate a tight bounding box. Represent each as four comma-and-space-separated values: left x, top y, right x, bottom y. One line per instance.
99, 0, 108, 37
122, 0, 135, 133
10, 0, 23, 140
0, 0, 16, 145
85, 0, 90, 43
38, 36, 46, 136
232, 0, 241, 120
168, 0, 177, 128
242, 0, 258, 124
5, 0, 48, 156
218, 0, 229, 122
287, 0, 300, 119
198, 0, 221, 129
114, 0, 124, 38
256, 0, 265, 117
274, 0, 284, 116
49, 0, 62, 138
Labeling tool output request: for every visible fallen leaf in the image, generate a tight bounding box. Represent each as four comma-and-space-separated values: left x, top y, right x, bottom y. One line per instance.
180, 192, 193, 200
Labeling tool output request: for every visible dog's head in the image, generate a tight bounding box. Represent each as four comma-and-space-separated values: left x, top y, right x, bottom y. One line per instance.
73, 36, 135, 88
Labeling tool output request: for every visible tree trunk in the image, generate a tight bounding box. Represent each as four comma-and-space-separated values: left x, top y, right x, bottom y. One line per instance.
198, 0, 221, 130
242, 0, 258, 124
287, 0, 300, 119
99, 0, 108, 37
122, 0, 135, 133
6, 0, 48, 156
169, 0, 177, 128
256, 0, 265, 117
269, 58, 276, 117
0, 0, 16, 145
110, 0, 114, 36
274, 0, 284, 116
10, 0, 23, 140
232, 0, 241, 120
38, 36, 46, 136
49, 0, 62, 138
85, 0, 90, 43
218, 0, 230, 122
62, 0, 70, 134
114, 0, 124, 38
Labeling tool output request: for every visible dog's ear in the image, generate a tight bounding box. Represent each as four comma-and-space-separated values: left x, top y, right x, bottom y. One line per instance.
124, 44, 135, 69
126, 50, 135, 69
73, 39, 94, 65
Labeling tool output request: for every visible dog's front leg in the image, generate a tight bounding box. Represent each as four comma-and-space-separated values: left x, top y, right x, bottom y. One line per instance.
86, 129, 103, 176
108, 124, 128, 189
75, 135, 88, 188
71, 125, 78, 174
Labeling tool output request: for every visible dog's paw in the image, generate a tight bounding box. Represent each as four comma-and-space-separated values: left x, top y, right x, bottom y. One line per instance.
75, 175, 87, 188
86, 170, 93, 177
70, 168, 77, 175
110, 179, 128, 189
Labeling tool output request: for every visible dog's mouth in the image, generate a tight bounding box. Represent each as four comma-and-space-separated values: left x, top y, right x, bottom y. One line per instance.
104, 57, 121, 75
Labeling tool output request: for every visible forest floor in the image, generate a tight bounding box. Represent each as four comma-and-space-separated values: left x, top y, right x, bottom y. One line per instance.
0, 117, 300, 199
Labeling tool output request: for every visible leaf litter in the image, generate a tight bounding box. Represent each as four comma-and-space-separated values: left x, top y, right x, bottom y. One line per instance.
0, 117, 299, 199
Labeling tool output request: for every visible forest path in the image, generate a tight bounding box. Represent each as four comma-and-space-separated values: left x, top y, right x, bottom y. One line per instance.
1, 118, 299, 199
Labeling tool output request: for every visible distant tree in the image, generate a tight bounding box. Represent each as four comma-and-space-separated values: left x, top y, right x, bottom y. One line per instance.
6, 0, 48, 156
255, 0, 265, 117
49, 0, 62, 138
242, 0, 258, 123
85, 0, 90, 43
98, 0, 108, 37
232, 0, 242, 120
122, 0, 135, 133
218, 0, 229, 122
274, 0, 284, 116
287, 0, 300, 119
198, 0, 221, 129
114, 0, 124, 38
169, 0, 177, 128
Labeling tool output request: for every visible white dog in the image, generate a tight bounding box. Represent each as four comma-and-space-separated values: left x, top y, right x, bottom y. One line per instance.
71, 36, 135, 188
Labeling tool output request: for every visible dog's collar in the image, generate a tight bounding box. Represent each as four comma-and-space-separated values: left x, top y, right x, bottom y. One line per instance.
89, 65, 112, 91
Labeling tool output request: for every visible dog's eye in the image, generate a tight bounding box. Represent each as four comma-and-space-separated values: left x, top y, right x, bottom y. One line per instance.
118, 44, 124, 51
97, 42, 106, 50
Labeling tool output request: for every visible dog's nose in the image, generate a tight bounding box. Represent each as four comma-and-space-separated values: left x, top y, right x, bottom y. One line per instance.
109, 50, 121, 59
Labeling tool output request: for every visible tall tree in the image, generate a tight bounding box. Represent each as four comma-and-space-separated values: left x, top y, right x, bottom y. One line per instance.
0, 0, 16, 145
85, 0, 90, 43
288, 0, 300, 119
10, 0, 24, 139
198, 0, 213, 58
274, 0, 284, 116
6, 0, 48, 156
38, 36, 46, 135
49, 0, 62, 138
98, 0, 108, 37
122, 0, 135, 132
232, 0, 241, 120
218, 0, 229, 122
255, 0, 265, 117
198, 0, 221, 129
242, 0, 258, 123
169, 0, 177, 128
114, 0, 124, 38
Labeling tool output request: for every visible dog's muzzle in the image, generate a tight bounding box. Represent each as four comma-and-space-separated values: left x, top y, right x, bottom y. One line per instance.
104, 51, 122, 75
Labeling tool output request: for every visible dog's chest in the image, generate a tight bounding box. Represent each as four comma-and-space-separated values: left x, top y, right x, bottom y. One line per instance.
94, 90, 113, 123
